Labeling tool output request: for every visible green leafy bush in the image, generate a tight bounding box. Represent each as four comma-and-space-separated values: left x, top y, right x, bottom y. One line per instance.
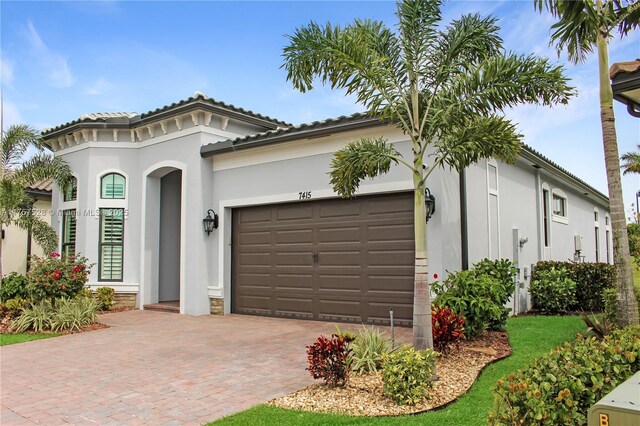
628, 223, 640, 267
530, 267, 576, 314
1, 298, 30, 319
50, 297, 98, 332
76, 287, 94, 299
381, 345, 438, 405
27, 253, 92, 303
472, 259, 517, 329
0, 272, 30, 301
488, 326, 640, 425
96, 286, 115, 311
434, 272, 504, 337
348, 325, 391, 373
531, 261, 615, 311
10, 301, 54, 333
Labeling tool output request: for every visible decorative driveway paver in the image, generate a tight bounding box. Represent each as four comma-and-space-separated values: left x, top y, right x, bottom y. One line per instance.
1, 310, 409, 425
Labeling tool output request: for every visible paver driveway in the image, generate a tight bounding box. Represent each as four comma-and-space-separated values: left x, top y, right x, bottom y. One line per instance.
1, 310, 410, 425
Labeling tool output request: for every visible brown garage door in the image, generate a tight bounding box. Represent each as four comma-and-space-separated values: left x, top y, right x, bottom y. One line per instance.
232, 192, 415, 326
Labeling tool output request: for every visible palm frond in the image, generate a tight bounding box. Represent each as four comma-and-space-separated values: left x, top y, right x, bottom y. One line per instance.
1, 125, 42, 171
13, 211, 58, 253
12, 153, 72, 189
434, 114, 522, 172
621, 145, 640, 175
396, 0, 442, 79
329, 137, 403, 198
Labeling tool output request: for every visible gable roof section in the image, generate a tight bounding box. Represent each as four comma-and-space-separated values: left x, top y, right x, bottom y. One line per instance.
201, 113, 609, 205
41, 92, 290, 140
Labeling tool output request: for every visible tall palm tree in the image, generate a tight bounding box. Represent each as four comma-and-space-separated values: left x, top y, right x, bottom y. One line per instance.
621, 145, 640, 175
283, 0, 573, 349
0, 124, 72, 278
535, 0, 640, 327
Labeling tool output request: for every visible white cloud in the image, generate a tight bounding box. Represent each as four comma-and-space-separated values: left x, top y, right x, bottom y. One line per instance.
1, 57, 15, 87
0, 99, 23, 129
25, 21, 75, 88
85, 77, 114, 96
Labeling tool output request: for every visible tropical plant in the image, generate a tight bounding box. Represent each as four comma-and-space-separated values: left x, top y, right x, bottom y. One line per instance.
50, 297, 98, 332
9, 301, 54, 333
621, 144, 640, 175
348, 325, 391, 373
530, 267, 577, 313
381, 345, 438, 405
283, 0, 573, 348
534, 0, 640, 327
27, 253, 92, 304
0, 124, 72, 278
96, 286, 115, 311
431, 305, 465, 353
0, 272, 30, 301
306, 334, 354, 387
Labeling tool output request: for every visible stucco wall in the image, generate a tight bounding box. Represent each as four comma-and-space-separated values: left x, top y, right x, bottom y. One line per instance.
1, 198, 52, 275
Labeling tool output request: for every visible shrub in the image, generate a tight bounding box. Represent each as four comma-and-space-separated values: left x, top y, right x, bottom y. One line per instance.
76, 287, 94, 299
433, 271, 505, 337
530, 267, 576, 314
2, 298, 30, 319
531, 261, 615, 311
307, 334, 353, 387
0, 272, 30, 301
348, 325, 391, 373
628, 223, 640, 267
381, 345, 438, 405
488, 326, 640, 425
50, 297, 98, 332
432, 306, 465, 354
27, 253, 92, 303
96, 287, 115, 311
10, 301, 54, 333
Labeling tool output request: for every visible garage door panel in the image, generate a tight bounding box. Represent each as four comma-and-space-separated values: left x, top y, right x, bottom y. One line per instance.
275, 228, 314, 245
276, 204, 314, 221
233, 192, 414, 325
318, 226, 361, 244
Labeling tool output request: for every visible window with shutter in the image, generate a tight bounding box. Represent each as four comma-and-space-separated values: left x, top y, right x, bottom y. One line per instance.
63, 177, 77, 202
101, 173, 126, 199
61, 209, 76, 257
99, 208, 124, 281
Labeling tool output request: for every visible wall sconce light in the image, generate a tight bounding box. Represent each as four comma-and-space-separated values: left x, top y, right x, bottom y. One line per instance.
519, 236, 529, 249
425, 188, 436, 222
203, 209, 219, 235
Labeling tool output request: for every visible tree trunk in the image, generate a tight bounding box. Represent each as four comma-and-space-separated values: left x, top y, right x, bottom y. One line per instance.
597, 32, 639, 327
0, 223, 3, 280
413, 178, 434, 350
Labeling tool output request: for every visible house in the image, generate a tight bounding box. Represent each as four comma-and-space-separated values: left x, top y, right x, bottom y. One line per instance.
42, 93, 611, 324
1, 179, 53, 274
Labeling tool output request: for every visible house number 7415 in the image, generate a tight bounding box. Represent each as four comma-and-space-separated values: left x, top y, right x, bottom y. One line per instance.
299, 191, 311, 200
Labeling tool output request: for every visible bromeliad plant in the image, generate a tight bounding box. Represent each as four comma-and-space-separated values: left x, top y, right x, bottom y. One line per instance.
283, 0, 573, 349
27, 253, 92, 303
307, 334, 354, 387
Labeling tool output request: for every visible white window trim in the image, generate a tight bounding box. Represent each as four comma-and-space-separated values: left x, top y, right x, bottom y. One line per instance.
551, 189, 568, 224
541, 182, 552, 250
486, 159, 501, 259
95, 169, 129, 211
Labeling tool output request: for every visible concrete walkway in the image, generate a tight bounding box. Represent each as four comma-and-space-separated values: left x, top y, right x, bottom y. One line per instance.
1, 310, 401, 425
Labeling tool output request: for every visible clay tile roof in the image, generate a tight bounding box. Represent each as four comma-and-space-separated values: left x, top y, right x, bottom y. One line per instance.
610, 59, 640, 78
25, 177, 53, 194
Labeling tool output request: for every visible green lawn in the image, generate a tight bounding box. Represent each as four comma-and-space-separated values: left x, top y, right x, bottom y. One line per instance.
0, 333, 59, 346
211, 315, 584, 426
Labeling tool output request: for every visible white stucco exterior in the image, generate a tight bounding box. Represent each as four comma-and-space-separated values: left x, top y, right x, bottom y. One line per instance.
44, 94, 610, 316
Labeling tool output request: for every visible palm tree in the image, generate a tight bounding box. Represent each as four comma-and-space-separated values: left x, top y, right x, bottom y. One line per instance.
621, 145, 640, 175
283, 0, 574, 349
0, 124, 72, 278
535, 0, 640, 327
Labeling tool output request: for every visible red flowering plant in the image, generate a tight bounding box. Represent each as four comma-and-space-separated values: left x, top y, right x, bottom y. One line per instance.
27, 253, 93, 304
432, 306, 465, 354
306, 334, 354, 387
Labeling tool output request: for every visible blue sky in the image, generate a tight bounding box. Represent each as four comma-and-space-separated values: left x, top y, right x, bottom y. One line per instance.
1, 0, 639, 211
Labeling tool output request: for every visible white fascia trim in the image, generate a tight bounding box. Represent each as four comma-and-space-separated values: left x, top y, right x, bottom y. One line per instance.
552, 215, 569, 225
54, 126, 241, 155
87, 283, 139, 293
211, 127, 408, 172
215, 180, 414, 297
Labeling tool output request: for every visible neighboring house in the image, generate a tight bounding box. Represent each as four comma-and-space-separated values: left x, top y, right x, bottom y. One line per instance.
1, 179, 53, 274
42, 93, 611, 324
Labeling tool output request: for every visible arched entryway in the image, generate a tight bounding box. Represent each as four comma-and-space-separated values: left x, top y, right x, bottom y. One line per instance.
140, 164, 186, 313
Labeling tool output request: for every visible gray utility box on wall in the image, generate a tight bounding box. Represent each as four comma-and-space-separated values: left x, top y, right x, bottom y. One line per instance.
588, 371, 640, 426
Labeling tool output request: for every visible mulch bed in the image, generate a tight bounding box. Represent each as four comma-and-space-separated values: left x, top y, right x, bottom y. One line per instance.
269, 331, 511, 416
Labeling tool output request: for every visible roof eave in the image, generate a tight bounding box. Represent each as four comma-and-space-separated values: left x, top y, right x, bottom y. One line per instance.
200, 117, 383, 157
